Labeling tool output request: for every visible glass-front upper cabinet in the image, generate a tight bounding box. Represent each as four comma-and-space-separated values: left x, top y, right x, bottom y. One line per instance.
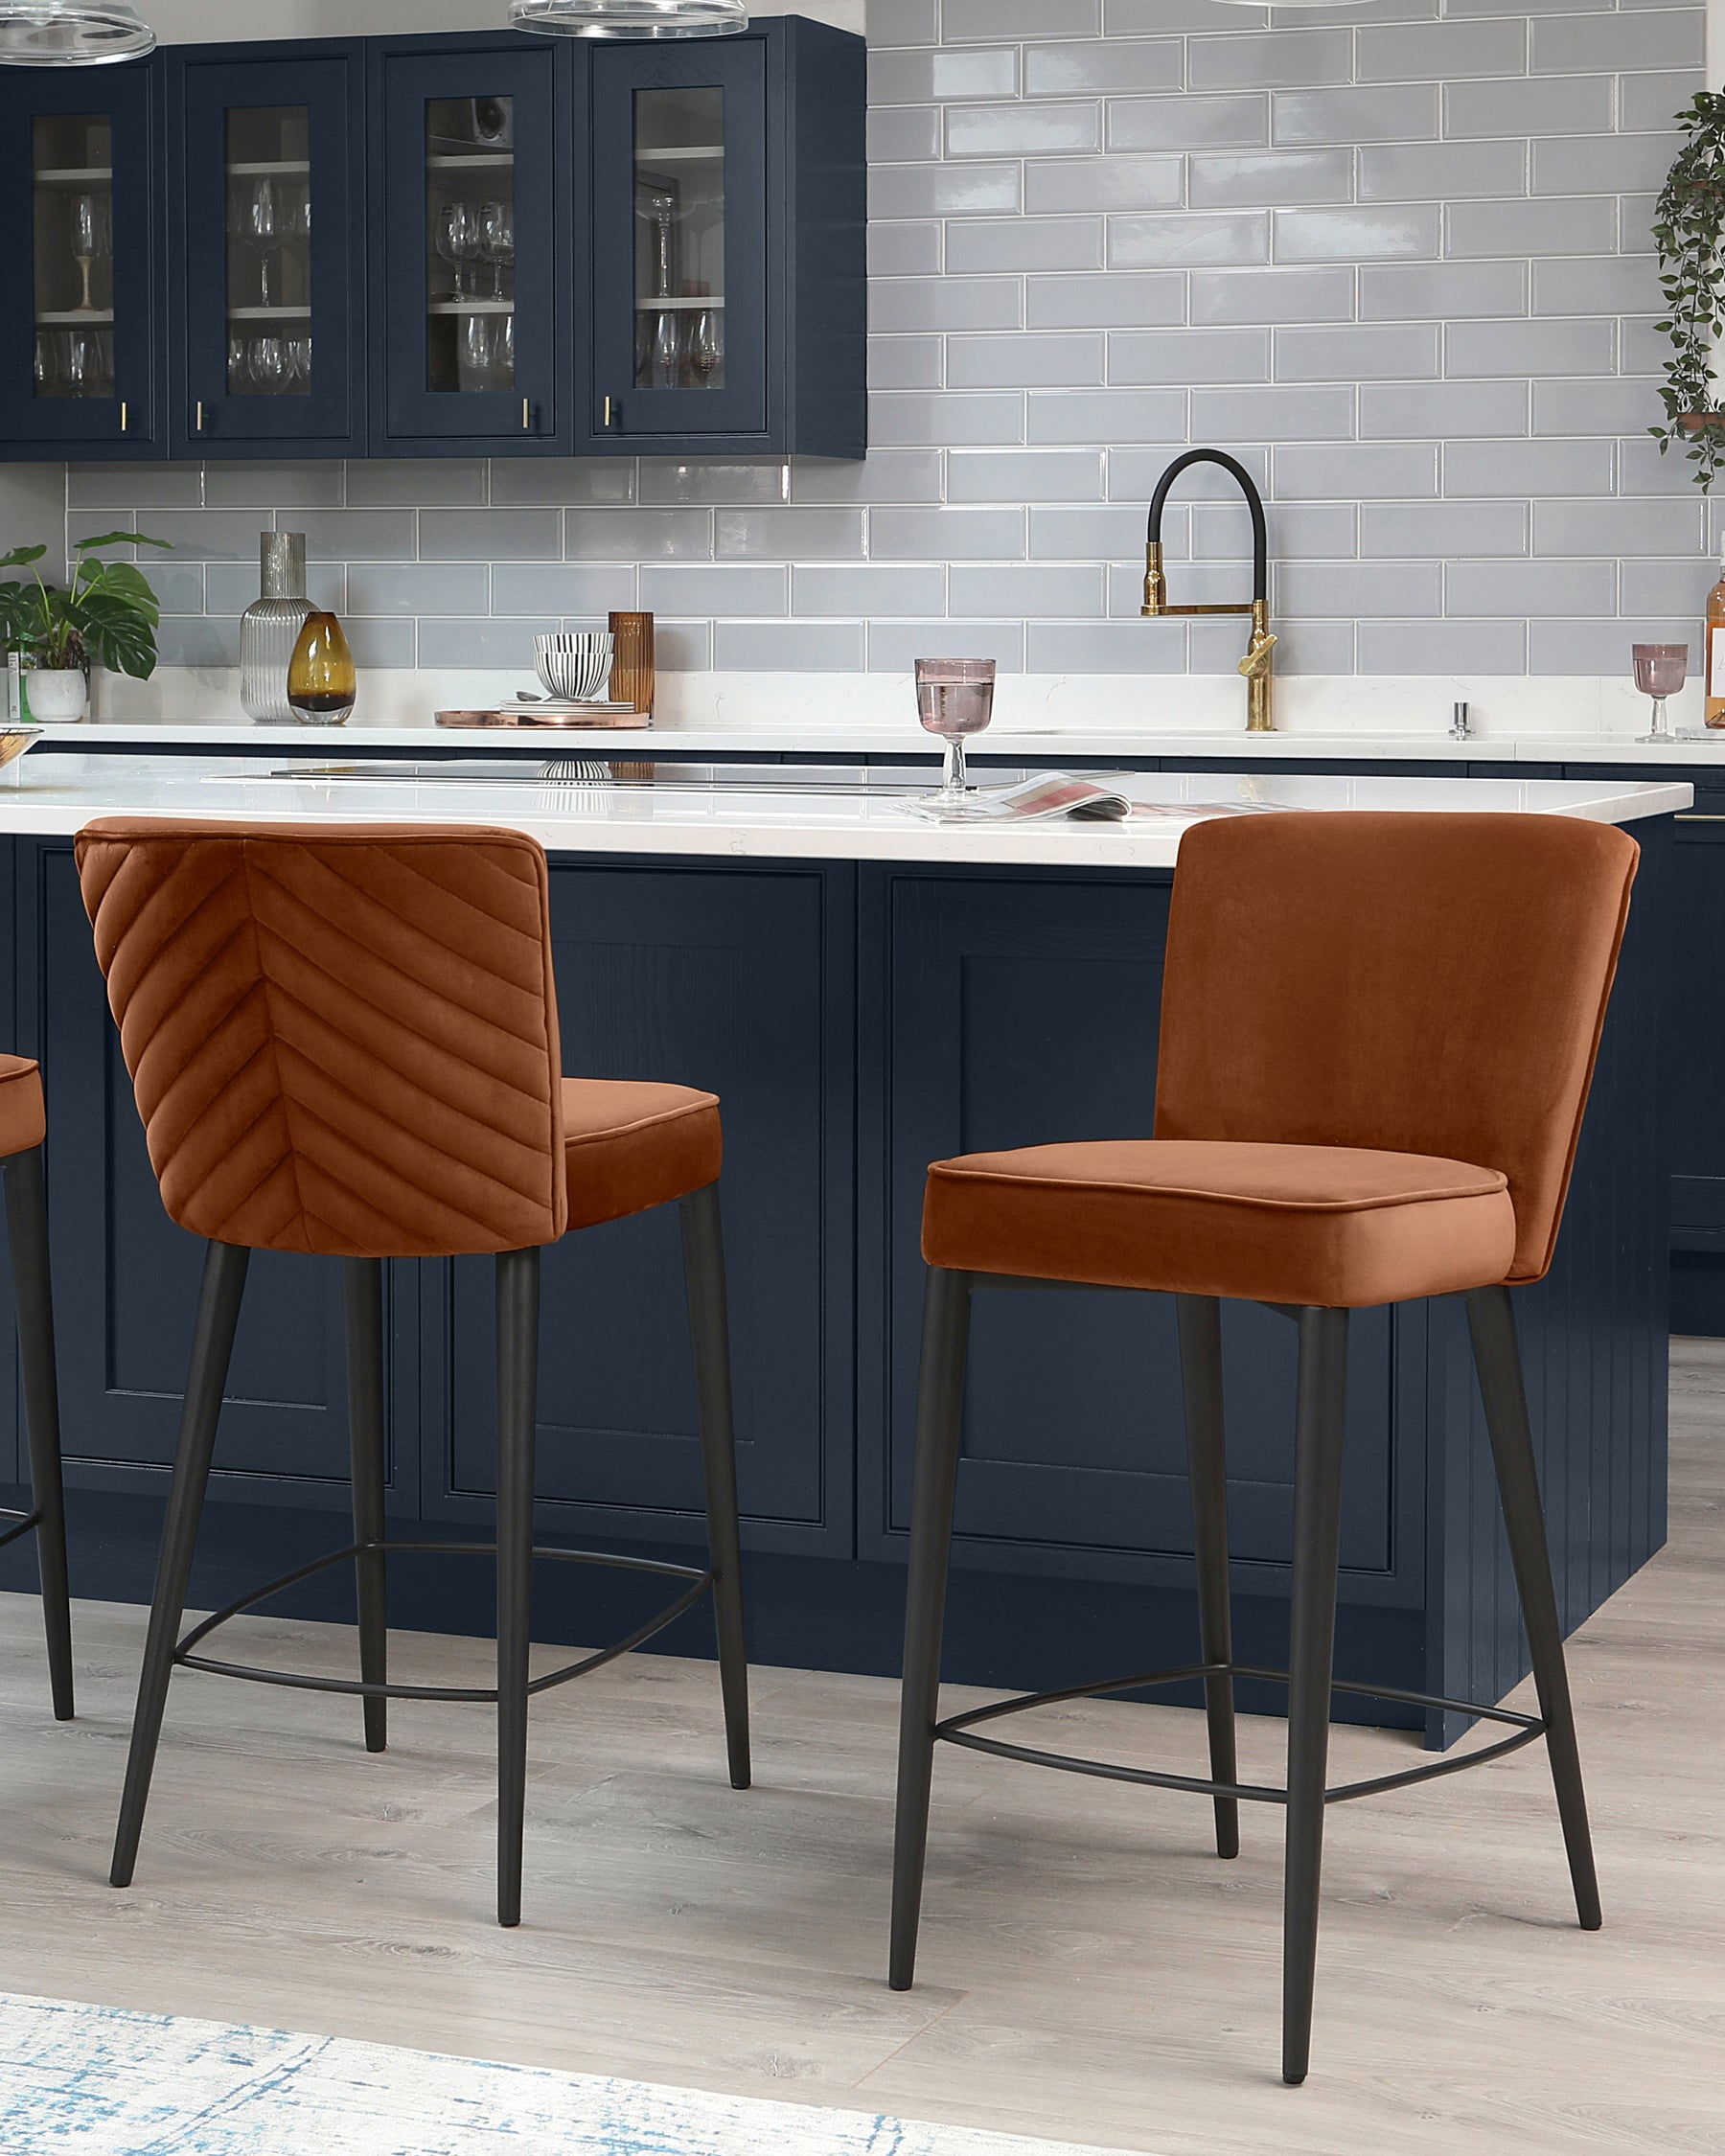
0, 62, 160, 458
590, 39, 767, 447
168, 43, 364, 458
372, 37, 564, 455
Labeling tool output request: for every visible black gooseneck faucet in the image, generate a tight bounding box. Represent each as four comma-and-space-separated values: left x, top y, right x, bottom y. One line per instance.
1142, 448, 1276, 732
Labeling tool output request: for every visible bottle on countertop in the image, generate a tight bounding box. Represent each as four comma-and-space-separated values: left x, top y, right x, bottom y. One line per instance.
1707, 541, 1725, 729
241, 533, 314, 724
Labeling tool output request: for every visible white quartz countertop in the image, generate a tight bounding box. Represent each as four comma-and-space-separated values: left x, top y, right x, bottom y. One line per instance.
34, 716, 1725, 767
0, 753, 1689, 869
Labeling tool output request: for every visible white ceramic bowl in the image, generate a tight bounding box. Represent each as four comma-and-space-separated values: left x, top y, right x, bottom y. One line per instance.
535, 632, 614, 703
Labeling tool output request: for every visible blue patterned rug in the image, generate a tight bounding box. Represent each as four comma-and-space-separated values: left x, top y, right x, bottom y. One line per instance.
0, 1992, 1140, 2155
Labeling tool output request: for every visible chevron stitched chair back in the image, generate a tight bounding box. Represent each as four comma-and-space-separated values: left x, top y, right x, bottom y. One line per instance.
76, 819, 568, 1258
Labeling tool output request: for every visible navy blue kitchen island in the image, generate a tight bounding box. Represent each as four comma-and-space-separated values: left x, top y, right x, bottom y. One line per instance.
0, 752, 1685, 1747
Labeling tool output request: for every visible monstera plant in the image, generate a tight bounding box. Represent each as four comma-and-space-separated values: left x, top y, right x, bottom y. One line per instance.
1653, 89, 1725, 490
0, 529, 172, 682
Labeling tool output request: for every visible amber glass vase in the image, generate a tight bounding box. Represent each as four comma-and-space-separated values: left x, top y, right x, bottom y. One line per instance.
287, 611, 356, 726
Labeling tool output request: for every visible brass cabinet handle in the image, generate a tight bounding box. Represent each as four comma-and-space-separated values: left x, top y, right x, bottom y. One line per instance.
522, 397, 531, 431
195, 401, 204, 432
1675, 813, 1725, 822
119, 401, 127, 434
604, 393, 613, 428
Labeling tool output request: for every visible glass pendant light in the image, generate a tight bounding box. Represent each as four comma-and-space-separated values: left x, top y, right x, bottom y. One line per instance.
509, 0, 747, 36
0, 1, 154, 63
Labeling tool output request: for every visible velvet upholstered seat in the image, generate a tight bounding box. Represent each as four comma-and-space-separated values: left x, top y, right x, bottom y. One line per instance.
893, 810, 1642, 2089
920, 812, 1636, 1306
75, 817, 748, 1931
0, 1055, 46, 1160
75, 820, 724, 1257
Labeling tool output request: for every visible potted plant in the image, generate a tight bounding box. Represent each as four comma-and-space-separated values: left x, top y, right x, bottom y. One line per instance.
1653, 89, 1725, 490
0, 530, 172, 721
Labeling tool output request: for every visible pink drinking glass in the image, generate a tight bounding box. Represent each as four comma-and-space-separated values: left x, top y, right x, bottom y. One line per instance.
916, 657, 996, 806
1632, 643, 1688, 744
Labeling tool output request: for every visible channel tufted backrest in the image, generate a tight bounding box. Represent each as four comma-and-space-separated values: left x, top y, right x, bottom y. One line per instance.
76, 819, 567, 1259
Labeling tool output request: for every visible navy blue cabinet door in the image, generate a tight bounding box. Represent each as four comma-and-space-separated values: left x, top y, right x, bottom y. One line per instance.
0, 59, 162, 460
429, 858, 853, 1558
588, 34, 769, 447
17, 840, 407, 1513
372, 35, 569, 456
862, 870, 1409, 1596
168, 41, 365, 459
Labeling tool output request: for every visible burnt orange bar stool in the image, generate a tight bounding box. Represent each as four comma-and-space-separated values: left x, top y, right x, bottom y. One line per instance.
0, 1055, 73, 1721
889, 812, 1637, 2085
76, 819, 748, 1926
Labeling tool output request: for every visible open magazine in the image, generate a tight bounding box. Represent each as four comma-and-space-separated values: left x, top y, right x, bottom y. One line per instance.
907, 772, 1293, 824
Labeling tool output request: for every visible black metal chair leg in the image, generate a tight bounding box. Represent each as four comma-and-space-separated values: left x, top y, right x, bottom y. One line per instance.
1464, 1283, 1602, 1933
1282, 1304, 1349, 2087
679, 1183, 750, 1791
1176, 1293, 1237, 1861
111, 1239, 249, 1890
889, 1265, 973, 1993
495, 1245, 540, 1929
343, 1257, 388, 1755
6, 1145, 73, 1722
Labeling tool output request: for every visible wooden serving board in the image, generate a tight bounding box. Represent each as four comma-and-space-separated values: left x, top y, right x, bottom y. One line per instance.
434, 707, 649, 730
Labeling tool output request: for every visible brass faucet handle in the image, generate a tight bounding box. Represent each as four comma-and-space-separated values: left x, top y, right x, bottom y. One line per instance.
1238, 628, 1276, 681
1141, 540, 1166, 616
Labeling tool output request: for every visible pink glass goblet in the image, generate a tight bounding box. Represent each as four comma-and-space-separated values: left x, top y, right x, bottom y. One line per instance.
1632, 643, 1688, 744
916, 657, 996, 806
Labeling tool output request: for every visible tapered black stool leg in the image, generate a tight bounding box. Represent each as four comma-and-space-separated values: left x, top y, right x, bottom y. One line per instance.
1465, 1284, 1602, 1933
1176, 1294, 1237, 1860
343, 1257, 388, 1755
495, 1245, 540, 1929
111, 1239, 249, 1889
889, 1265, 972, 1993
6, 1145, 73, 1722
679, 1183, 750, 1791
1282, 1304, 1349, 2087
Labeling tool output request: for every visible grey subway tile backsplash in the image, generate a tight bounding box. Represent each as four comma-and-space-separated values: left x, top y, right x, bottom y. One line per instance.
1441, 72, 1614, 139
1191, 265, 1357, 325
1272, 85, 1439, 146
418, 509, 559, 562
491, 562, 639, 616
1027, 271, 1184, 327
1358, 138, 1528, 200
865, 619, 1025, 671
104, 0, 1696, 689
1024, 154, 1184, 214
1108, 212, 1271, 268
1106, 93, 1269, 152
1186, 30, 1354, 92
343, 562, 491, 618
1443, 436, 1617, 495
712, 621, 867, 671
1273, 205, 1442, 263
1189, 149, 1354, 209
1530, 7, 1702, 73
1357, 17, 1528, 81
640, 564, 790, 616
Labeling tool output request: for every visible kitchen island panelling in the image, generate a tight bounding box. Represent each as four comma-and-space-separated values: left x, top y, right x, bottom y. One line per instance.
0, 760, 1684, 1745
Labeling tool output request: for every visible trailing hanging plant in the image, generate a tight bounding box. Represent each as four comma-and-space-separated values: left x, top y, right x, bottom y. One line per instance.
1653, 89, 1725, 491
0, 530, 172, 678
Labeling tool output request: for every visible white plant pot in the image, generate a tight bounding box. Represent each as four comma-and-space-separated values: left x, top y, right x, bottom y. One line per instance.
24, 668, 87, 722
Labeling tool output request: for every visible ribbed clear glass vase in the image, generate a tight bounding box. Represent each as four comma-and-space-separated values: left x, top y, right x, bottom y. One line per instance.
240, 534, 313, 723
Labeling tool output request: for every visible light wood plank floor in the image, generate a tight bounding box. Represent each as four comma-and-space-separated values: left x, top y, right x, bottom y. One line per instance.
2, 1343, 1722, 2155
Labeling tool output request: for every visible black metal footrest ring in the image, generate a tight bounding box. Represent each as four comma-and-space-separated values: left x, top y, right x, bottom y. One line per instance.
0, 1503, 44, 1554
934, 1660, 1546, 1806
172, 1537, 715, 1706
